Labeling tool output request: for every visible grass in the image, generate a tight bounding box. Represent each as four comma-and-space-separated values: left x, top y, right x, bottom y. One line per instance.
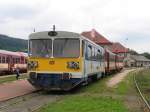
39, 95, 127, 112
135, 69, 150, 103
114, 71, 135, 95
36, 73, 133, 112
35, 69, 148, 112
0, 73, 28, 84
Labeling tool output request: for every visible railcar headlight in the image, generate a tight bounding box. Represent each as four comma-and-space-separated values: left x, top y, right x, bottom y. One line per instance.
67, 61, 79, 69
28, 61, 38, 69
33, 61, 38, 67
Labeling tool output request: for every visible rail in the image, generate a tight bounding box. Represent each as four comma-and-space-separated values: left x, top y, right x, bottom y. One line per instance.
134, 73, 150, 111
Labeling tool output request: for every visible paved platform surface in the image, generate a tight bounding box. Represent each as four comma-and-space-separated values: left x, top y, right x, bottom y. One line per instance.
0, 80, 36, 102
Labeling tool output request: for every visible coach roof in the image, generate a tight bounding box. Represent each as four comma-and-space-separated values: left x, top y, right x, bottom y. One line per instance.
29, 31, 81, 39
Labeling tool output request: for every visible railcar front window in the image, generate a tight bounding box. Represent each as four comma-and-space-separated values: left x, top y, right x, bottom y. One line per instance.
29, 39, 52, 57
53, 38, 80, 58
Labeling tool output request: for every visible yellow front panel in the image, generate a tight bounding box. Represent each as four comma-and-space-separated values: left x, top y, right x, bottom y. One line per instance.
29, 57, 82, 72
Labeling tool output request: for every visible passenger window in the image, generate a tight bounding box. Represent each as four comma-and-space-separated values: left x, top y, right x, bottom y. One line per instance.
91, 47, 95, 61
18, 58, 20, 63
25, 59, 27, 64
2, 57, 5, 63
6, 57, 9, 63
15, 58, 17, 63
94, 48, 98, 61
97, 50, 101, 60
86, 44, 92, 60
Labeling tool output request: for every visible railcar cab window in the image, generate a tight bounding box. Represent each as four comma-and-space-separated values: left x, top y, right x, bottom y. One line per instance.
53, 38, 80, 58
29, 39, 52, 57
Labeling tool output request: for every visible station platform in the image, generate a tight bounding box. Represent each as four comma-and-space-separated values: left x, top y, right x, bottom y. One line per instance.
0, 80, 36, 102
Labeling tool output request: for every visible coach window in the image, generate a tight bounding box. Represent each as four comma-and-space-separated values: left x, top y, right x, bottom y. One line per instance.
25, 59, 27, 64
2, 57, 5, 63
15, 58, 17, 63
13, 58, 15, 63
16, 58, 18, 63
91, 47, 95, 61
94, 48, 97, 61
6, 57, 9, 63
86, 44, 92, 60
18, 58, 20, 63
99, 50, 103, 60
97, 50, 100, 60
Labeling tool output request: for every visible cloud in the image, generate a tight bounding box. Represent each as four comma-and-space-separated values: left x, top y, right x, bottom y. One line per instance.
0, 0, 150, 53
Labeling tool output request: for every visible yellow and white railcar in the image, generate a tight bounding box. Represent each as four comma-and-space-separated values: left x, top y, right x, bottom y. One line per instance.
28, 30, 105, 90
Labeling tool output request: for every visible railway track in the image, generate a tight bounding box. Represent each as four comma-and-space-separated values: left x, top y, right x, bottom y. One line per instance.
134, 73, 150, 112
0, 79, 64, 112
0, 90, 62, 112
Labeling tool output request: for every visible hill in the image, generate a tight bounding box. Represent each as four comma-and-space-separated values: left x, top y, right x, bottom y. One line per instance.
140, 52, 150, 59
0, 34, 28, 52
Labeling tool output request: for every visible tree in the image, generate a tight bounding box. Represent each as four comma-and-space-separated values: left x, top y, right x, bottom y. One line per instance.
141, 52, 150, 59
129, 49, 139, 55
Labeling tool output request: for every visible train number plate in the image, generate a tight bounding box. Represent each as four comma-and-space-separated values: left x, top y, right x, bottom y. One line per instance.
49, 61, 55, 65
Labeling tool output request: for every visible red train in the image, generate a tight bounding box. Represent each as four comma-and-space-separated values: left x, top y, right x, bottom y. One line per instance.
105, 49, 124, 75
0, 50, 27, 75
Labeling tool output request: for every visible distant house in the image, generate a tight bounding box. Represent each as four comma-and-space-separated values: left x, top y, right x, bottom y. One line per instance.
124, 55, 150, 67
81, 29, 129, 57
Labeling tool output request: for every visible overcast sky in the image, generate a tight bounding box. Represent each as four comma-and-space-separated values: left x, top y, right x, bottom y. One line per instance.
0, 0, 150, 53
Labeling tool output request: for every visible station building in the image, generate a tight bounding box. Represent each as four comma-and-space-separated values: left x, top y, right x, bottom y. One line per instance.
124, 55, 150, 67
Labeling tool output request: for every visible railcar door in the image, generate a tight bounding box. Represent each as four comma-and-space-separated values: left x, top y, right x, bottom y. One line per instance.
105, 51, 109, 73
82, 40, 86, 79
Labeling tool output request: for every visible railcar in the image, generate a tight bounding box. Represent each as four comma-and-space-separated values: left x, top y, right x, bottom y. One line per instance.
28, 31, 105, 91
115, 55, 124, 70
105, 49, 124, 74
104, 49, 116, 74
0, 50, 27, 75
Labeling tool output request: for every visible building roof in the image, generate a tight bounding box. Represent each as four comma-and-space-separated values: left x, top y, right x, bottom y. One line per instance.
111, 42, 129, 53
81, 29, 112, 45
130, 55, 150, 62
